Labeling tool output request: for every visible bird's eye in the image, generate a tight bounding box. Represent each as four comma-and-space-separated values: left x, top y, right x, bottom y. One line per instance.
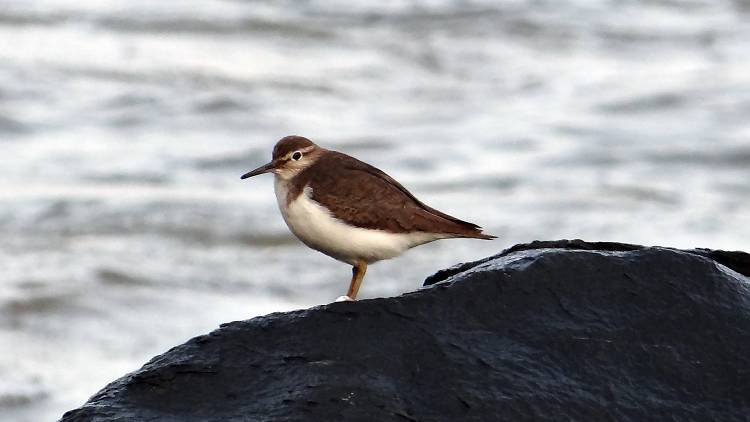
291, 151, 302, 161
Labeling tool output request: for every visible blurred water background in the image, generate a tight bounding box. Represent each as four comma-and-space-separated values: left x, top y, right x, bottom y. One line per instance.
1, 0, 749, 420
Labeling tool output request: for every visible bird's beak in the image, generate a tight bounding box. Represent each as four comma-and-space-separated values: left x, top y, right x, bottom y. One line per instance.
241, 160, 276, 179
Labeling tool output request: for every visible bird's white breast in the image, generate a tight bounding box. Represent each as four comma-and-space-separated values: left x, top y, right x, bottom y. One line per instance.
274, 178, 445, 265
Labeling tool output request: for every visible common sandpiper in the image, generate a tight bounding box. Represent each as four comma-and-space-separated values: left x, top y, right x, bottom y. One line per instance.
241, 136, 495, 301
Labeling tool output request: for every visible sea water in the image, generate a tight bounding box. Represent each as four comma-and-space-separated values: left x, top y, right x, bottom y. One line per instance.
1, 1, 749, 420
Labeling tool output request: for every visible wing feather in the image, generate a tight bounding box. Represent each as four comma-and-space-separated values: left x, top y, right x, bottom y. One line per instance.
299, 152, 494, 239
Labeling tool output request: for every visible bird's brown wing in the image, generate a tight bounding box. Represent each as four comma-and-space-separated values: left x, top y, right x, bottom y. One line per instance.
299, 152, 494, 238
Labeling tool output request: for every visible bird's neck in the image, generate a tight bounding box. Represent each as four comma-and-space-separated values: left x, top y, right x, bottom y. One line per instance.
274, 174, 309, 213
273, 176, 291, 210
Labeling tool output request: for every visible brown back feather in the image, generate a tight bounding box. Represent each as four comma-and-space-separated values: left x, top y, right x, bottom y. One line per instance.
295, 151, 495, 239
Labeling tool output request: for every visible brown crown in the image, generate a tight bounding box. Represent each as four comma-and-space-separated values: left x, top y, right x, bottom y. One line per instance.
272, 136, 316, 160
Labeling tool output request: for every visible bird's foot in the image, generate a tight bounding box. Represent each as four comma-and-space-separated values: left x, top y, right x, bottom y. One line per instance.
335, 295, 355, 302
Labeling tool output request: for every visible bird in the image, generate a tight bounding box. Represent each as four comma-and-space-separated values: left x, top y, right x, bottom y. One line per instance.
241, 135, 495, 302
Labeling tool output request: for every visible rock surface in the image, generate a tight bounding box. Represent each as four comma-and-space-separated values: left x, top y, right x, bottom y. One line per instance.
61, 240, 750, 422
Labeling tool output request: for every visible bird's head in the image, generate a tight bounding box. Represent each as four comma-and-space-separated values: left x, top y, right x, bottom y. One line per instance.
241, 135, 323, 181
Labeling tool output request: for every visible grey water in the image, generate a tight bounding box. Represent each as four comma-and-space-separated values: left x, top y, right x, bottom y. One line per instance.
1, 1, 749, 420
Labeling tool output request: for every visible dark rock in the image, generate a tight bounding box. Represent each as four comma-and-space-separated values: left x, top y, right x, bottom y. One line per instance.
61, 240, 750, 422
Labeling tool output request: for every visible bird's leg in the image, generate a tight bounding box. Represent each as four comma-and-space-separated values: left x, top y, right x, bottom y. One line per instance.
345, 260, 368, 300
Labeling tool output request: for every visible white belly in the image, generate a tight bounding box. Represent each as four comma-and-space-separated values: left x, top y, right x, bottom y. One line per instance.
274, 178, 446, 265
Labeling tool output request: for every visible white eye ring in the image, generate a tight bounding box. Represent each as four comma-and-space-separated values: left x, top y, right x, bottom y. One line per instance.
291, 151, 302, 161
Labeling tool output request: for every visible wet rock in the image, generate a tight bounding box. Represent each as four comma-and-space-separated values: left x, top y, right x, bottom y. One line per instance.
61, 240, 750, 422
